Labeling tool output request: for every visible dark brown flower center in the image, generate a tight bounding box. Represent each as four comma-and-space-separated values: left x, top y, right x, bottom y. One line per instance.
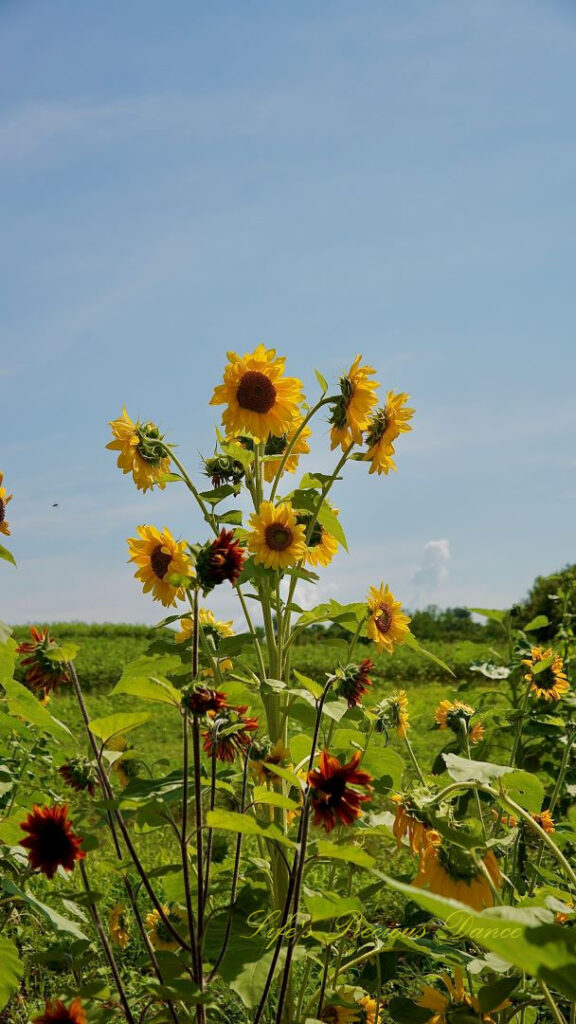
38, 819, 75, 862
264, 524, 293, 552
0, 498, 5, 524
535, 667, 556, 691
150, 544, 172, 580
237, 371, 277, 414
319, 775, 347, 806
375, 606, 392, 635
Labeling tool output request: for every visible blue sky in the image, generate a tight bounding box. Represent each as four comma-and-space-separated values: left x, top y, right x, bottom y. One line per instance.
2, 0, 575, 626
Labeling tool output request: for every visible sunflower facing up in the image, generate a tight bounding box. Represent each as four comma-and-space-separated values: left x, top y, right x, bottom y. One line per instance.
522, 647, 570, 702
413, 835, 501, 912
211, 345, 303, 442
0, 471, 13, 536
127, 525, 194, 607
363, 391, 415, 476
247, 500, 307, 570
262, 416, 312, 482
107, 408, 171, 492
366, 583, 411, 654
329, 355, 379, 451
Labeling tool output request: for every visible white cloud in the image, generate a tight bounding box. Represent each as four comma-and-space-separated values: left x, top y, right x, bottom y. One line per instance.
410, 539, 450, 606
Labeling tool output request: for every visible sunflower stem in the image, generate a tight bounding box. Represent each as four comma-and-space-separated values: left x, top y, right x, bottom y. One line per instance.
79, 860, 136, 1024
269, 394, 335, 503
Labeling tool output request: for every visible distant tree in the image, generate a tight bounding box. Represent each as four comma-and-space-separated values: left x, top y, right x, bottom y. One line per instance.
517, 564, 576, 640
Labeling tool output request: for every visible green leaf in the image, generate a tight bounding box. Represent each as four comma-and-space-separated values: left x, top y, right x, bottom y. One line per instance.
2, 879, 88, 941
89, 711, 151, 745
1, 678, 71, 740
316, 840, 375, 869
388, 997, 433, 1024
0, 936, 23, 1011
469, 608, 508, 624
361, 746, 405, 790
294, 600, 366, 633
314, 368, 328, 394
316, 503, 348, 552
0, 637, 16, 684
0, 544, 16, 567
252, 786, 300, 811
477, 976, 521, 1013
293, 669, 324, 700
443, 753, 513, 786
199, 484, 238, 504
306, 893, 363, 923
44, 641, 79, 663
257, 762, 305, 790
110, 655, 182, 705
523, 615, 549, 632
404, 633, 454, 676
504, 770, 544, 813
206, 809, 296, 848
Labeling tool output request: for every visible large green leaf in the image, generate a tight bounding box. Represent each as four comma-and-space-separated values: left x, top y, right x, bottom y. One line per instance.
306, 893, 363, 923
382, 874, 576, 1001
403, 633, 454, 675
89, 711, 151, 745
294, 600, 366, 633
0, 637, 16, 684
206, 809, 296, 848
110, 655, 182, 705
469, 608, 508, 624
2, 879, 88, 940
443, 753, 512, 786
252, 786, 300, 811
316, 840, 375, 869
361, 746, 405, 790
1, 678, 71, 740
0, 936, 23, 1011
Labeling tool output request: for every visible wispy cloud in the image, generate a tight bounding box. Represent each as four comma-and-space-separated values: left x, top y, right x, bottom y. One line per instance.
409, 539, 450, 607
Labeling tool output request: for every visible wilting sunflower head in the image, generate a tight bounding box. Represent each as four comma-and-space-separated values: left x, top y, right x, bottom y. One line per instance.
107, 408, 171, 492
247, 500, 307, 570
374, 689, 410, 737
418, 965, 507, 1023
434, 700, 482, 743
202, 705, 259, 762
20, 803, 85, 880
414, 840, 501, 912
109, 903, 130, 949
363, 391, 414, 476
262, 416, 312, 483
0, 471, 13, 536
333, 659, 375, 708
127, 525, 194, 607
391, 793, 435, 856
32, 997, 87, 1024
17, 626, 72, 695
203, 452, 245, 489
329, 355, 379, 451
195, 528, 246, 590
210, 345, 304, 442
58, 757, 99, 797
366, 583, 411, 654
522, 647, 570, 702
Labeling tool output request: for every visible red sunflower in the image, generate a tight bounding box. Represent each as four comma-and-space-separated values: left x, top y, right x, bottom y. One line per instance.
308, 751, 373, 832
20, 804, 85, 879
202, 705, 258, 762
195, 528, 246, 589
182, 685, 229, 715
336, 658, 375, 708
16, 626, 71, 694
32, 998, 86, 1024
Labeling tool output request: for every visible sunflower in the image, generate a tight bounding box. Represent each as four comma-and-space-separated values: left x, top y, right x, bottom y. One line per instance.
413, 837, 501, 912
435, 700, 483, 744
211, 345, 303, 442
196, 528, 246, 590
391, 795, 434, 856
298, 513, 339, 568
181, 685, 229, 715
176, 607, 235, 674
522, 647, 570, 702
247, 501, 307, 570
417, 966, 506, 1024
532, 810, 555, 834
32, 999, 86, 1024
366, 584, 411, 654
108, 736, 143, 789
202, 705, 259, 762
109, 903, 130, 948
262, 417, 312, 482
17, 626, 72, 694
363, 392, 414, 476
20, 804, 85, 879
322, 1002, 359, 1024
374, 690, 410, 738
250, 738, 292, 784
58, 757, 98, 797
308, 750, 373, 833
107, 408, 171, 492
127, 525, 194, 607
145, 904, 185, 952
358, 996, 380, 1024
0, 471, 13, 536
335, 659, 375, 708
329, 356, 379, 451
203, 452, 245, 488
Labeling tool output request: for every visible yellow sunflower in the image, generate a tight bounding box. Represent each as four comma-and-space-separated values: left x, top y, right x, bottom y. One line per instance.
418, 966, 506, 1023
391, 795, 434, 856
262, 417, 312, 483
413, 837, 501, 912
0, 472, 13, 536
364, 391, 415, 476
145, 904, 185, 952
109, 903, 130, 948
127, 525, 194, 607
532, 809, 555, 834
211, 345, 303, 442
329, 355, 379, 451
175, 607, 234, 675
366, 584, 411, 654
358, 996, 380, 1024
435, 700, 484, 744
250, 739, 292, 785
107, 408, 171, 492
522, 647, 570, 702
304, 520, 339, 568
322, 992, 360, 1024
247, 501, 307, 570
374, 689, 411, 738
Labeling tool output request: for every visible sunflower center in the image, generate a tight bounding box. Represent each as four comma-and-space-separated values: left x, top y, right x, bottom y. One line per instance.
150, 544, 172, 580
535, 667, 556, 691
438, 844, 478, 882
375, 606, 392, 635
320, 775, 347, 806
39, 819, 74, 862
265, 524, 293, 551
237, 371, 277, 414
0, 498, 5, 524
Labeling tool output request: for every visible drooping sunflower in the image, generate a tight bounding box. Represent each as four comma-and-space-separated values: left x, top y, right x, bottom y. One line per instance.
374, 690, 410, 738
335, 659, 375, 708
20, 804, 85, 879
127, 525, 194, 607
0, 471, 13, 536
202, 705, 259, 762
391, 794, 435, 856
250, 738, 292, 785
16, 626, 72, 694
211, 345, 304, 442
107, 736, 143, 789
363, 391, 415, 476
262, 417, 312, 482
107, 408, 171, 492
109, 903, 130, 948
32, 998, 87, 1024
145, 904, 185, 952
435, 700, 483, 744
176, 607, 235, 675
58, 757, 98, 797
366, 584, 411, 654
308, 750, 373, 833
329, 356, 379, 451
298, 513, 339, 568
247, 501, 307, 570
417, 966, 506, 1024
413, 836, 501, 912
195, 528, 246, 590
522, 647, 570, 702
